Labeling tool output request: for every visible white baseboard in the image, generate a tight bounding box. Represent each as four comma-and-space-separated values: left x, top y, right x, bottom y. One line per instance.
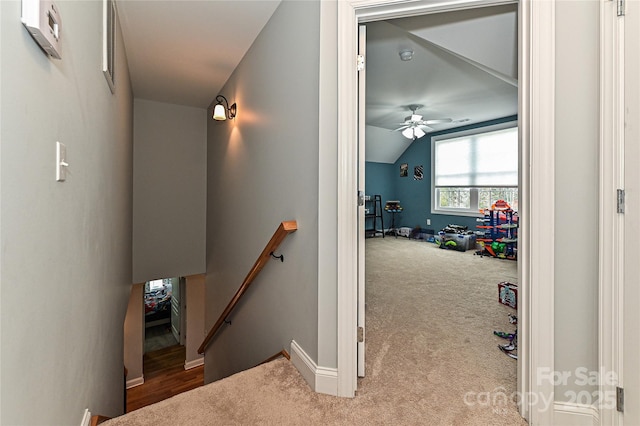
290, 340, 338, 396
80, 408, 91, 426
126, 375, 144, 389
554, 401, 599, 426
184, 357, 204, 370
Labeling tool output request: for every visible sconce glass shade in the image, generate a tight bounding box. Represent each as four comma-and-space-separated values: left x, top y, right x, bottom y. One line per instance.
212, 95, 237, 121
213, 104, 227, 121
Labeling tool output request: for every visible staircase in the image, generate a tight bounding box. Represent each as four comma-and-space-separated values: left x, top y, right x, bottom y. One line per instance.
100, 354, 296, 425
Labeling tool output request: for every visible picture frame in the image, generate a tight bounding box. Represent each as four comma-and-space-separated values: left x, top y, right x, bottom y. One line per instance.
414, 165, 424, 180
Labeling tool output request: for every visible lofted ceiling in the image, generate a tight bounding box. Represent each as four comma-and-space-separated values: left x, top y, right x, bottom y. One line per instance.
115, 1, 517, 164
365, 4, 518, 163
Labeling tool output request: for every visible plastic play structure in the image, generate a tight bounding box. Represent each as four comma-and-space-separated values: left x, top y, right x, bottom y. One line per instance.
475, 200, 518, 260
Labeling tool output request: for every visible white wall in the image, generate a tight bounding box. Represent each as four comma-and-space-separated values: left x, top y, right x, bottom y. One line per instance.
132, 99, 206, 283
554, 0, 600, 401
205, 0, 321, 382
317, 0, 339, 368
0, 0, 133, 423
123, 283, 144, 387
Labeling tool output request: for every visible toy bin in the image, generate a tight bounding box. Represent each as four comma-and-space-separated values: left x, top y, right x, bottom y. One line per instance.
436, 232, 476, 251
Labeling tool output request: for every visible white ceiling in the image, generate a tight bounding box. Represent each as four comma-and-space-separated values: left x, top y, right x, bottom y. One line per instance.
365, 4, 518, 163
115, 0, 281, 109
115, 1, 517, 163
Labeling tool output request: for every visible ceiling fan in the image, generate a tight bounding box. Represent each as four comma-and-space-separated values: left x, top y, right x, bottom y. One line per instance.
394, 105, 452, 140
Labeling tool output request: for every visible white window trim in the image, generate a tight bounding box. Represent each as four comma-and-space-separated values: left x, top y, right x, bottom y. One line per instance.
430, 120, 518, 216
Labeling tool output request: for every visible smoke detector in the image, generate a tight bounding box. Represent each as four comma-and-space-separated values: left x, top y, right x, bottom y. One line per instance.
399, 49, 414, 61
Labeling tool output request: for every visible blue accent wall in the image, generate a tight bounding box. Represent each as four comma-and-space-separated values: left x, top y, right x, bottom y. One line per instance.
364, 162, 396, 228
366, 115, 517, 234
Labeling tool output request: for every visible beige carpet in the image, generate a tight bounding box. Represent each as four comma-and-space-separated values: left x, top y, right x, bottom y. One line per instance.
105, 238, 526, 425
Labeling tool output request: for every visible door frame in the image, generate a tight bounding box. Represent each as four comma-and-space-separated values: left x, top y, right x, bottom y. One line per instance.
598, 0, 624, 424
599, 0, 639, 423
336, 0, 556, 423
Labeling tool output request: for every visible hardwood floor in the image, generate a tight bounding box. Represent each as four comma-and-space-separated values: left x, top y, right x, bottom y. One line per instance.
127, 345, 204, 412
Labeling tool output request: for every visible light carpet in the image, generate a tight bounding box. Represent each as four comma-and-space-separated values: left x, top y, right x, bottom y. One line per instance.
105, 237, 526, 425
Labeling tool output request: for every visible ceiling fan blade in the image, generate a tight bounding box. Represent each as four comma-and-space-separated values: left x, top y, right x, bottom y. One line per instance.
418, 125, 434, 132
393, 125, 410, 131
403, 114, 423, 123
424, 118, 453, 125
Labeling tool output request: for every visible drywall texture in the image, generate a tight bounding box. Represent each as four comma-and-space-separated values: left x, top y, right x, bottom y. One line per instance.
132, 99, 206, 283
205, 0, 321, 382
0, 1, 133, 423
553, 0, 600, 400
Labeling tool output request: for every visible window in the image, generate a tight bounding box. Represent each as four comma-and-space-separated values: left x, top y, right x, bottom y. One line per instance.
432, 122, 518, 215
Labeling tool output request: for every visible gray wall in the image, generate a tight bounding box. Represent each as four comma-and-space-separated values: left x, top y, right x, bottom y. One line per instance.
205, 0, 321, 382
0, 0, 133, 423
554, 0, 600, 400
132, 99, 206, 283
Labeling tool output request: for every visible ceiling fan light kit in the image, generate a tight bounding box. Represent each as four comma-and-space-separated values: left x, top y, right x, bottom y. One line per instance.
402, 127, 426, 140
395, 105, 452, 140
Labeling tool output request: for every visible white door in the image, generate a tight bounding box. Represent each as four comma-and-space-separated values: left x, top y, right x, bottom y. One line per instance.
623, 0, 640, 422
357, 24, 367, 378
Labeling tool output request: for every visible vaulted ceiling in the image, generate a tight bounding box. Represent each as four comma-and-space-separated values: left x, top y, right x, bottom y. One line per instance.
364, 4, 518, 163
115, 1, 517, 164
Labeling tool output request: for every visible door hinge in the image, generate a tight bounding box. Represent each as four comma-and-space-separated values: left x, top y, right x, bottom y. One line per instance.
617, 189, 625, 213
357, 55, 365, 71
358, 190, 365, 206
357, 326, 364, 342
617, 0, 625, 16
617, 386, 624, 412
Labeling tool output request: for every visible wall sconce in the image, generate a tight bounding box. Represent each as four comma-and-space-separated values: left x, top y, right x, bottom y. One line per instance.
212, 95, 237, 121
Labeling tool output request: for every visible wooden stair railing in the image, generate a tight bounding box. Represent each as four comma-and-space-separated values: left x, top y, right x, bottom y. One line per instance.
259, 349, 291, 366
198, 220, 298, 355
90, 415, 111, 426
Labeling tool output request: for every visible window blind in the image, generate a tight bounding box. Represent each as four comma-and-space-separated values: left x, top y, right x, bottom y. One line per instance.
434, 127, 518, 187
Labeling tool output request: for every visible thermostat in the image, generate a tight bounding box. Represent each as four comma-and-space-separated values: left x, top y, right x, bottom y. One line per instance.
21, 0, 62, 59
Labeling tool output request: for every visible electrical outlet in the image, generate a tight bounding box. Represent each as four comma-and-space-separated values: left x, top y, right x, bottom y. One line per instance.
426, 218, 431, 226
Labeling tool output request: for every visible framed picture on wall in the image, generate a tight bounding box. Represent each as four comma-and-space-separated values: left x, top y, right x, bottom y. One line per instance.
400, 163, 408, 177
414, 165, 424, 180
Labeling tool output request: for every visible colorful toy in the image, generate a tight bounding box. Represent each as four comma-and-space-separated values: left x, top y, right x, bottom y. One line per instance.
497, 329, 518, 359
475, 200, 518, 260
